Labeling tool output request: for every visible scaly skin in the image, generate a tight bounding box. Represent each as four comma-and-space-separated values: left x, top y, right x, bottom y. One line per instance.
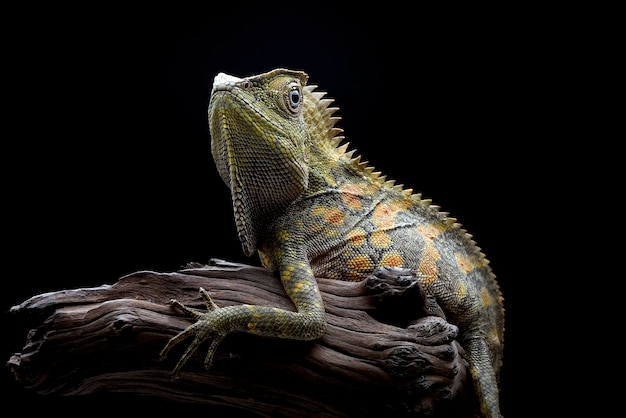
159, 68, 505, 417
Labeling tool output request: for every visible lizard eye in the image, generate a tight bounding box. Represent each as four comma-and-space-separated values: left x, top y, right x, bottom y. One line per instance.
286, 85, 302, 114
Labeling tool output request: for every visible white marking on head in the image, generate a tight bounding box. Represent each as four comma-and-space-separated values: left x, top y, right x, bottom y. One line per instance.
213, 72, 242, 88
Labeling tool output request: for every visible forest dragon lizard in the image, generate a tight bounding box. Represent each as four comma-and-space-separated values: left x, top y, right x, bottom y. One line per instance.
159, 68, 505, 417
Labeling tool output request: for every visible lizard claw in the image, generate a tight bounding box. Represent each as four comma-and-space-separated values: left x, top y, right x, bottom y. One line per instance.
159, 288, 230, 379
199, 287, 220, 311
167, 287, 219, 320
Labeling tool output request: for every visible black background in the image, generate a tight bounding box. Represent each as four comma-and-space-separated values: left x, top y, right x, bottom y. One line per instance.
2, 3, 580, 417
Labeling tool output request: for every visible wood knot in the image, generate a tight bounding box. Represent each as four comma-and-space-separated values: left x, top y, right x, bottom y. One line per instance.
364, 266, 442, 328
386, 345, 429, 381
408, 317, 458, 345
112, 316, 134, 337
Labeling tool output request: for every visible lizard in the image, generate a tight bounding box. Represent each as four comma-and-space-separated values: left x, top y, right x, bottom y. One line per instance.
159, 68, 505, 417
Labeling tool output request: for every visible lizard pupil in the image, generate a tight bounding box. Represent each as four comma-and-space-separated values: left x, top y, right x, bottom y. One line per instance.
288, 89, 300, 109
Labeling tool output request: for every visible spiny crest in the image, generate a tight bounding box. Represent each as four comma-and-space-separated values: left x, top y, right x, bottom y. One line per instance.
303, 85, 344, 149
303, 85, 423, 200
303, 83, 479, 243
304, 85, 382, 184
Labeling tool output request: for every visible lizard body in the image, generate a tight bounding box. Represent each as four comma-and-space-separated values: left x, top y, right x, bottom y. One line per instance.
160, 69, 504, 417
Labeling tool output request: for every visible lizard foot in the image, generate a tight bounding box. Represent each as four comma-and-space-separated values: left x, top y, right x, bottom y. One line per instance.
159, 287, 232, 379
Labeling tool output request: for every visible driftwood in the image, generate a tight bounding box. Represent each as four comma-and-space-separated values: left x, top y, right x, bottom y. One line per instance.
7, 258, 473, 417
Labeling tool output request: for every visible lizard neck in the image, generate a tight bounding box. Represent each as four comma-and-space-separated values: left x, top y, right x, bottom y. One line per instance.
304, 141, 363, 195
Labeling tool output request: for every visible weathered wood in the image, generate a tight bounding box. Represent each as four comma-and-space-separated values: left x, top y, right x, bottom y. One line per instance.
7, 259, 473, 417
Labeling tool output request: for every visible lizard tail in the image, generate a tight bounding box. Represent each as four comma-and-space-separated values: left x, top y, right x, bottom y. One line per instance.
466, 338, 502, 418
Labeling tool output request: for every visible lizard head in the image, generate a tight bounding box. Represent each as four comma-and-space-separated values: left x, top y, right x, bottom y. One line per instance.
208, 68, 310, 256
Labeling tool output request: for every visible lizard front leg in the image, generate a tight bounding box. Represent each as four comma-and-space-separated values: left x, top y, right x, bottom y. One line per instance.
160, 258, 326, 379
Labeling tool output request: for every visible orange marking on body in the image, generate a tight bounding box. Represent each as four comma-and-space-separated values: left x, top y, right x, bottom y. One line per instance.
347, 228, 366, 246
348, 255, 372, 270
455, 280, 467, 299
292, 282, 304, 294
455, 252, 475, 273
340, 183, 375, 209
258, 250, 273, 269
372, 202, 394, 228
372, 199, 411, 228
347, 255, 372, 280
481, 287, 493, 307
416, 222, 447, 240
310, 206, 327, 217
281, 265, 295, 282
339, 189, 362, 210
270, 247, 284, 261
310, 205, 344, 226
370, 230, 391, 247
340, 183, 362, 194
381, 251, 404, 267
325, 208, 344, 225
247, 312, 261, 332
417, 244, 441, 285
364, 182, 381, 194
276, 230, 289, 245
